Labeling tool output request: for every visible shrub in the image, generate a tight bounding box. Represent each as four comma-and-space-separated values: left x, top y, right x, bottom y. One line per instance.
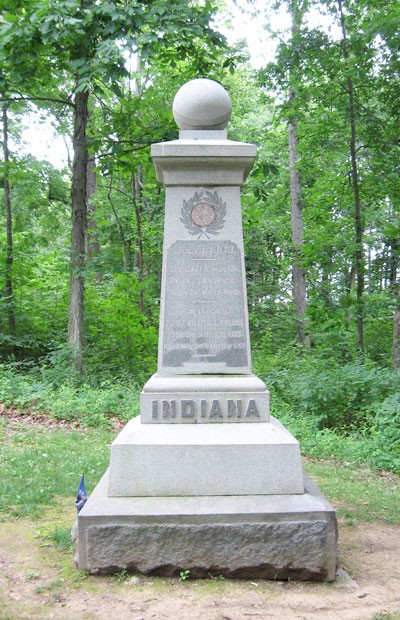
0, 361, 140, 428
259, 355, 399, 431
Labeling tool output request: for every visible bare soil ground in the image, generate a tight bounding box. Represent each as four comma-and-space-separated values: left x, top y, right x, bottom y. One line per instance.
1, 506, 399, 619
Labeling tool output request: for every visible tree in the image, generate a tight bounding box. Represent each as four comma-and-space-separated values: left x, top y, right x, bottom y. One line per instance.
1, 100, 15, 341
287, 0, 310, 346
258, 0, 400, 361
336, 0, 365, 353
0, 0, 228, 372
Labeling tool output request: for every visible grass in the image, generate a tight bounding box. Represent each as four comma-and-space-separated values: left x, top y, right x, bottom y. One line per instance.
0, 422, 114, 518
44, 525, 74, 552
304, 458, 400, 524
0, 419, 398, 524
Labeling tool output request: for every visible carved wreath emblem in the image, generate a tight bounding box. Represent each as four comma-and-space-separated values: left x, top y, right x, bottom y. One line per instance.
180, 190, 226, 239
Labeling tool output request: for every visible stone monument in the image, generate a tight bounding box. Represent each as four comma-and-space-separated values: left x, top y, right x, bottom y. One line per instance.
75, 78, 337, 580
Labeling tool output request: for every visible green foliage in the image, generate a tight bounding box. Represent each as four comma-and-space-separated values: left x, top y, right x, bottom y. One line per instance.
84, 274, 158, 381
257, 352, 398, 427
0, 361, 140, 427
371, 393, 400, 455
0, 155, 71, 359
252, 349, 400, 473
47, 382, 140, 427
110, 569, 129, 583
268, 388, 400, 475
45, 525, 73, 552
304, 459, 400, 524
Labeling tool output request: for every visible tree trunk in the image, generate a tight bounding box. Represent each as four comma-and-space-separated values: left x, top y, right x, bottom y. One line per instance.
338, 0, 364, 353
2, 102, 16, 337
390, 230, 400, 367
389, 236, 399, 291
86, 156, 103, 281
288, 113, 308, 344
393, 310, 400, 368
287, 1, 309, 346
68, 89, 89, 374
132, 167, 144, 314
106, 179, 133, 272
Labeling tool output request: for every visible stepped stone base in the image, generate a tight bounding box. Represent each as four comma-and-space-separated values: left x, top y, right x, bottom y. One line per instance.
75, 471, 337, 581
108, 417, 304, 497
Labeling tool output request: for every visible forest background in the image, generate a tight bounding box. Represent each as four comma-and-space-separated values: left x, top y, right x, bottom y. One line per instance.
0, 0, 399, 476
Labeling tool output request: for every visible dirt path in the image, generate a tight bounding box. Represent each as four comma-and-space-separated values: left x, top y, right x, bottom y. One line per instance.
0, 504, 399, 620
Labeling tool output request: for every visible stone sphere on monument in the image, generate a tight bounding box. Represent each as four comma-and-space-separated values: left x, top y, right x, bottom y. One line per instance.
172, 78, 232, 130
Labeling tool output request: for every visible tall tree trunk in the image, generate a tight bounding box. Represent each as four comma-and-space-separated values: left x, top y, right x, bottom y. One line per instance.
287, 1, 309, 346
389, 236, 399, 291
132, 167, 144, 314
2, 102, 16, 337
86, 156, 103, 282
390, 230, 400, 368
393, 309, 400, 369
107, 179, 133, 272
288, 110, 308, 344
338, 0, 364, 353
68, 89, 89, 374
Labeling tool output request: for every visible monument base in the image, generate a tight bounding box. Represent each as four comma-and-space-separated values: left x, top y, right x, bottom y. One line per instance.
108, 416, 304, 496
75, 471, 337, 581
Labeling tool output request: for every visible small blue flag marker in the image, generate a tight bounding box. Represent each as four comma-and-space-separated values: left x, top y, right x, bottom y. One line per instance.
75, 474, 87, 513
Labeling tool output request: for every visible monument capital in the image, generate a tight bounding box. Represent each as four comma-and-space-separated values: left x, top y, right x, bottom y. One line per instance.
152, 78, 255, 186
172, 78, 232, 130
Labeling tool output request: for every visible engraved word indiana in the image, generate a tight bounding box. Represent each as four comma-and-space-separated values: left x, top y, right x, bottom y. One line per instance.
152, 398, 260, 421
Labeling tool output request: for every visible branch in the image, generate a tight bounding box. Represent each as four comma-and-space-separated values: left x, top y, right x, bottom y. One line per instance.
0, 96, 75, 108
97, 181, 132, 199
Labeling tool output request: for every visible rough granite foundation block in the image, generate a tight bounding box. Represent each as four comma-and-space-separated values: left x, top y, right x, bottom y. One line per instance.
75, 471, 337, 581
107, 416, 304, 497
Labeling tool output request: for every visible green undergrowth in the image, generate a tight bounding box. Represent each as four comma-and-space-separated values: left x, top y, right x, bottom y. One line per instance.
0, 356, 399, 522
1, 356, 399, 474
0, 361, 140, 427
254, 353, 400, 475
274, 397, 400, 475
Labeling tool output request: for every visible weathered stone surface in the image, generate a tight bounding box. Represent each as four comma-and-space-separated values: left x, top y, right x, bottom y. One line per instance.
140, 372, 270, 424
151, 143, 257, 186
143, 394, 268, 423
162, 239, 248, 370
157, 183, 253, 375
107, 416, 304, 497
76, 473, 337, 581
172, 78, 232, 130
86, 521, 332, 579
